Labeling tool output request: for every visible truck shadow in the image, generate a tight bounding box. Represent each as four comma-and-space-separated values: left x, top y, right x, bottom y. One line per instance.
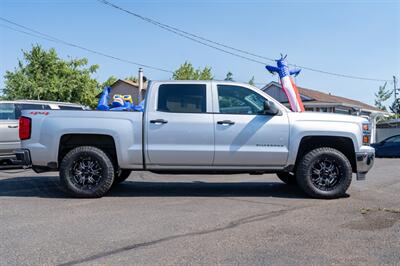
0, 175, 308, 199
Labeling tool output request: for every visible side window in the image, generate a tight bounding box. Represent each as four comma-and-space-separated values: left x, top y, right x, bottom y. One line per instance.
0, 103, 16, 120
217, 85, 265, 115
157, 84, 206, 113
14, 104, 45, 119
386, 136, 400, 143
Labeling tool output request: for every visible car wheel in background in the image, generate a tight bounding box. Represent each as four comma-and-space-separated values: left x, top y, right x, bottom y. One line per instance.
113, 169, 132, 185
276, 172, 297, 186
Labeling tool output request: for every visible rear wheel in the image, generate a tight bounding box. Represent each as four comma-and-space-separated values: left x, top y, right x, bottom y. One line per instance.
113, 169, 132, 185
276, 172, 297, 186
296, 147, 352, 199
59, 146, 114, 198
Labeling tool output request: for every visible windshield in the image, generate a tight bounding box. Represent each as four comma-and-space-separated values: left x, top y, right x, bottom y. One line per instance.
0, 103, 16, 120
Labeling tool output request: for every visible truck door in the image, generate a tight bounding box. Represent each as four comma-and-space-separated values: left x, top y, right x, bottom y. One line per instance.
145, 83, 214, 166
212, 84, 290, 167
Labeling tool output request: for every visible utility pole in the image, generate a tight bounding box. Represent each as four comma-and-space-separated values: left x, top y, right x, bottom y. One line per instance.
138, 68, 144, 103
394, 76, 398, 103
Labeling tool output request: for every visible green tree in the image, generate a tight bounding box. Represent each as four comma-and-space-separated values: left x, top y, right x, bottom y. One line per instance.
374, 82, 392, 111
101, 76, 118, 88
248, 76, 255, 86
172, 61, 213, 80
390, 98, 400, 115
224, 71, 234, 81
3, 45, 100, 107
125, 75, 137, 83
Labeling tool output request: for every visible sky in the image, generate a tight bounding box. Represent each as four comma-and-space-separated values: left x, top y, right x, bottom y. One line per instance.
0, 0, 399, 107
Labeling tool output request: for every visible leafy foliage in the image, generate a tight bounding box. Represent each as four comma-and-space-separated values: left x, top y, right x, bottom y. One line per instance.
224, 71, 234, 81
125, 75, 138, 83
248, 76, 255, 86
390, 98, 400, 115
101, 76, 118, 88
374, 82, 392, 111
172, 61, 213, 80
3, 45, 101, 107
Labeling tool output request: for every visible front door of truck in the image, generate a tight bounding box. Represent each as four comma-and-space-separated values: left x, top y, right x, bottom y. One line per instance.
212, 84, 290, 167
146, 83, 214, 166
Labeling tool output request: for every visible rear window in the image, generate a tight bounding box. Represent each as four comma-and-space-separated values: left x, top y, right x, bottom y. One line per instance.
58, 105, 84, 110
157, 84, 206, 113
14, 103, 48, 119
0, 103, 16, 120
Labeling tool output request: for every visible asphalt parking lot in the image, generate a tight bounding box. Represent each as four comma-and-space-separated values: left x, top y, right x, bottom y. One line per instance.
1, 158, 399, 266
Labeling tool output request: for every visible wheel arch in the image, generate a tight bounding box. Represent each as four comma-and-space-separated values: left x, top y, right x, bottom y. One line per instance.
58, 134, 118, 168
295, 136, 356, 173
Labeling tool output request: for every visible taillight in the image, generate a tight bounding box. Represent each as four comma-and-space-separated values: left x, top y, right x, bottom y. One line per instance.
19, 116, 31, 140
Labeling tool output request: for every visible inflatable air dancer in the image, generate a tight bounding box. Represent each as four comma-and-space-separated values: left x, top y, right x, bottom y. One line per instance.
265, 55, 305, 112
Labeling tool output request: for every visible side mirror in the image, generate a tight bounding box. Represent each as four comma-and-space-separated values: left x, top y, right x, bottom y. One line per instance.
263, 100, 280, 115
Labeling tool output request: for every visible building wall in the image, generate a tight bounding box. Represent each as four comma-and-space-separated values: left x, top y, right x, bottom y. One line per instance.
110, 83, 140, 105
376, 127, 400, 142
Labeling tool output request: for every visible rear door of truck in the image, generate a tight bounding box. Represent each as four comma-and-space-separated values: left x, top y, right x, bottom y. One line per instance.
145, 82, 214, 166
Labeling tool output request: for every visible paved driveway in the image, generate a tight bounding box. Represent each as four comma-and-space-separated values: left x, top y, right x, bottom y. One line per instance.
1, 159, 399, 265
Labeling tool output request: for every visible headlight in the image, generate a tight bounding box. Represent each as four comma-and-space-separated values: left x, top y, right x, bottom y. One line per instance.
362, 122, 371, 145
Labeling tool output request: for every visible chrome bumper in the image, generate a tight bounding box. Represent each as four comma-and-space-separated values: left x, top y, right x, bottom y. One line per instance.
356, 150, 374, 180
12, 149, 32, 167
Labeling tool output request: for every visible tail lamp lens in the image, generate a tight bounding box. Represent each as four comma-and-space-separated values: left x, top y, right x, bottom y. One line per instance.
19, 116, 31, 140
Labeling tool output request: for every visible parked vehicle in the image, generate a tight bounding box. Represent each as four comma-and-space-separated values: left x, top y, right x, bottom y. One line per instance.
0, 100, 85, 165
371, 135, 400, 158
15, 81, 375, 199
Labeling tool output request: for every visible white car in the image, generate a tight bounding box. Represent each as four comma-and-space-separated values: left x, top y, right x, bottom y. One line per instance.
0, 100, 85, 165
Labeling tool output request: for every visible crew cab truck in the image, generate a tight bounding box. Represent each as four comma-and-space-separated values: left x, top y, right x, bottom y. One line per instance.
15, 80, 375, 199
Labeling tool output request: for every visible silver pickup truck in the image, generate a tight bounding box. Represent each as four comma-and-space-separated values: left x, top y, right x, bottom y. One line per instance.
15, 80, 374, 199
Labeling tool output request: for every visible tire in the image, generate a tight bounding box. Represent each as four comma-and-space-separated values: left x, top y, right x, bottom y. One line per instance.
296, 147, 352, 199
276, 172, 297, 186
113, 169, 132, 185
59, 146, 115, 198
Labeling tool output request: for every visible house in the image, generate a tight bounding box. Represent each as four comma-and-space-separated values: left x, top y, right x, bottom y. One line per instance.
262, 81, 388, 142
103, 79, 147, 105
375, 118, 400, 142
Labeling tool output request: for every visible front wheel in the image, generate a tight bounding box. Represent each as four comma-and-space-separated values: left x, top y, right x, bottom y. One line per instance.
296, 147, 352, 199
59, 146, 115, 198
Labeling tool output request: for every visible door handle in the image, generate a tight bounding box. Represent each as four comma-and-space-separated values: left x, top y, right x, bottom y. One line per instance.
217, 120, 235, 125
150, 119, 168, 124
8, 125, 18, 128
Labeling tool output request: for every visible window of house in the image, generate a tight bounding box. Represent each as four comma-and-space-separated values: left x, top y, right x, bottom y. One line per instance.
217, 85, 265, 115
157, 84, 207, 113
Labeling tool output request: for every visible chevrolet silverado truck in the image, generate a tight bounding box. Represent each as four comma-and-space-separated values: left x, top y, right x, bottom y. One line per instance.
15, 80, 375, 199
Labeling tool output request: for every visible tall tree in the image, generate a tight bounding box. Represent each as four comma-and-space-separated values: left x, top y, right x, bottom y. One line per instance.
3, 45, 100, 107
224, 71, 234, 81
101, 76, 118, 88
374, 82, 391, 111
248, 76, 255, 86
172, 61, 213, 80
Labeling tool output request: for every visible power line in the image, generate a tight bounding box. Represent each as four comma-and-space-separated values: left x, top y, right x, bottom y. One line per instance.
0, 18, 273, 86
0, 17, 173, 73
98, 0, 390, 82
